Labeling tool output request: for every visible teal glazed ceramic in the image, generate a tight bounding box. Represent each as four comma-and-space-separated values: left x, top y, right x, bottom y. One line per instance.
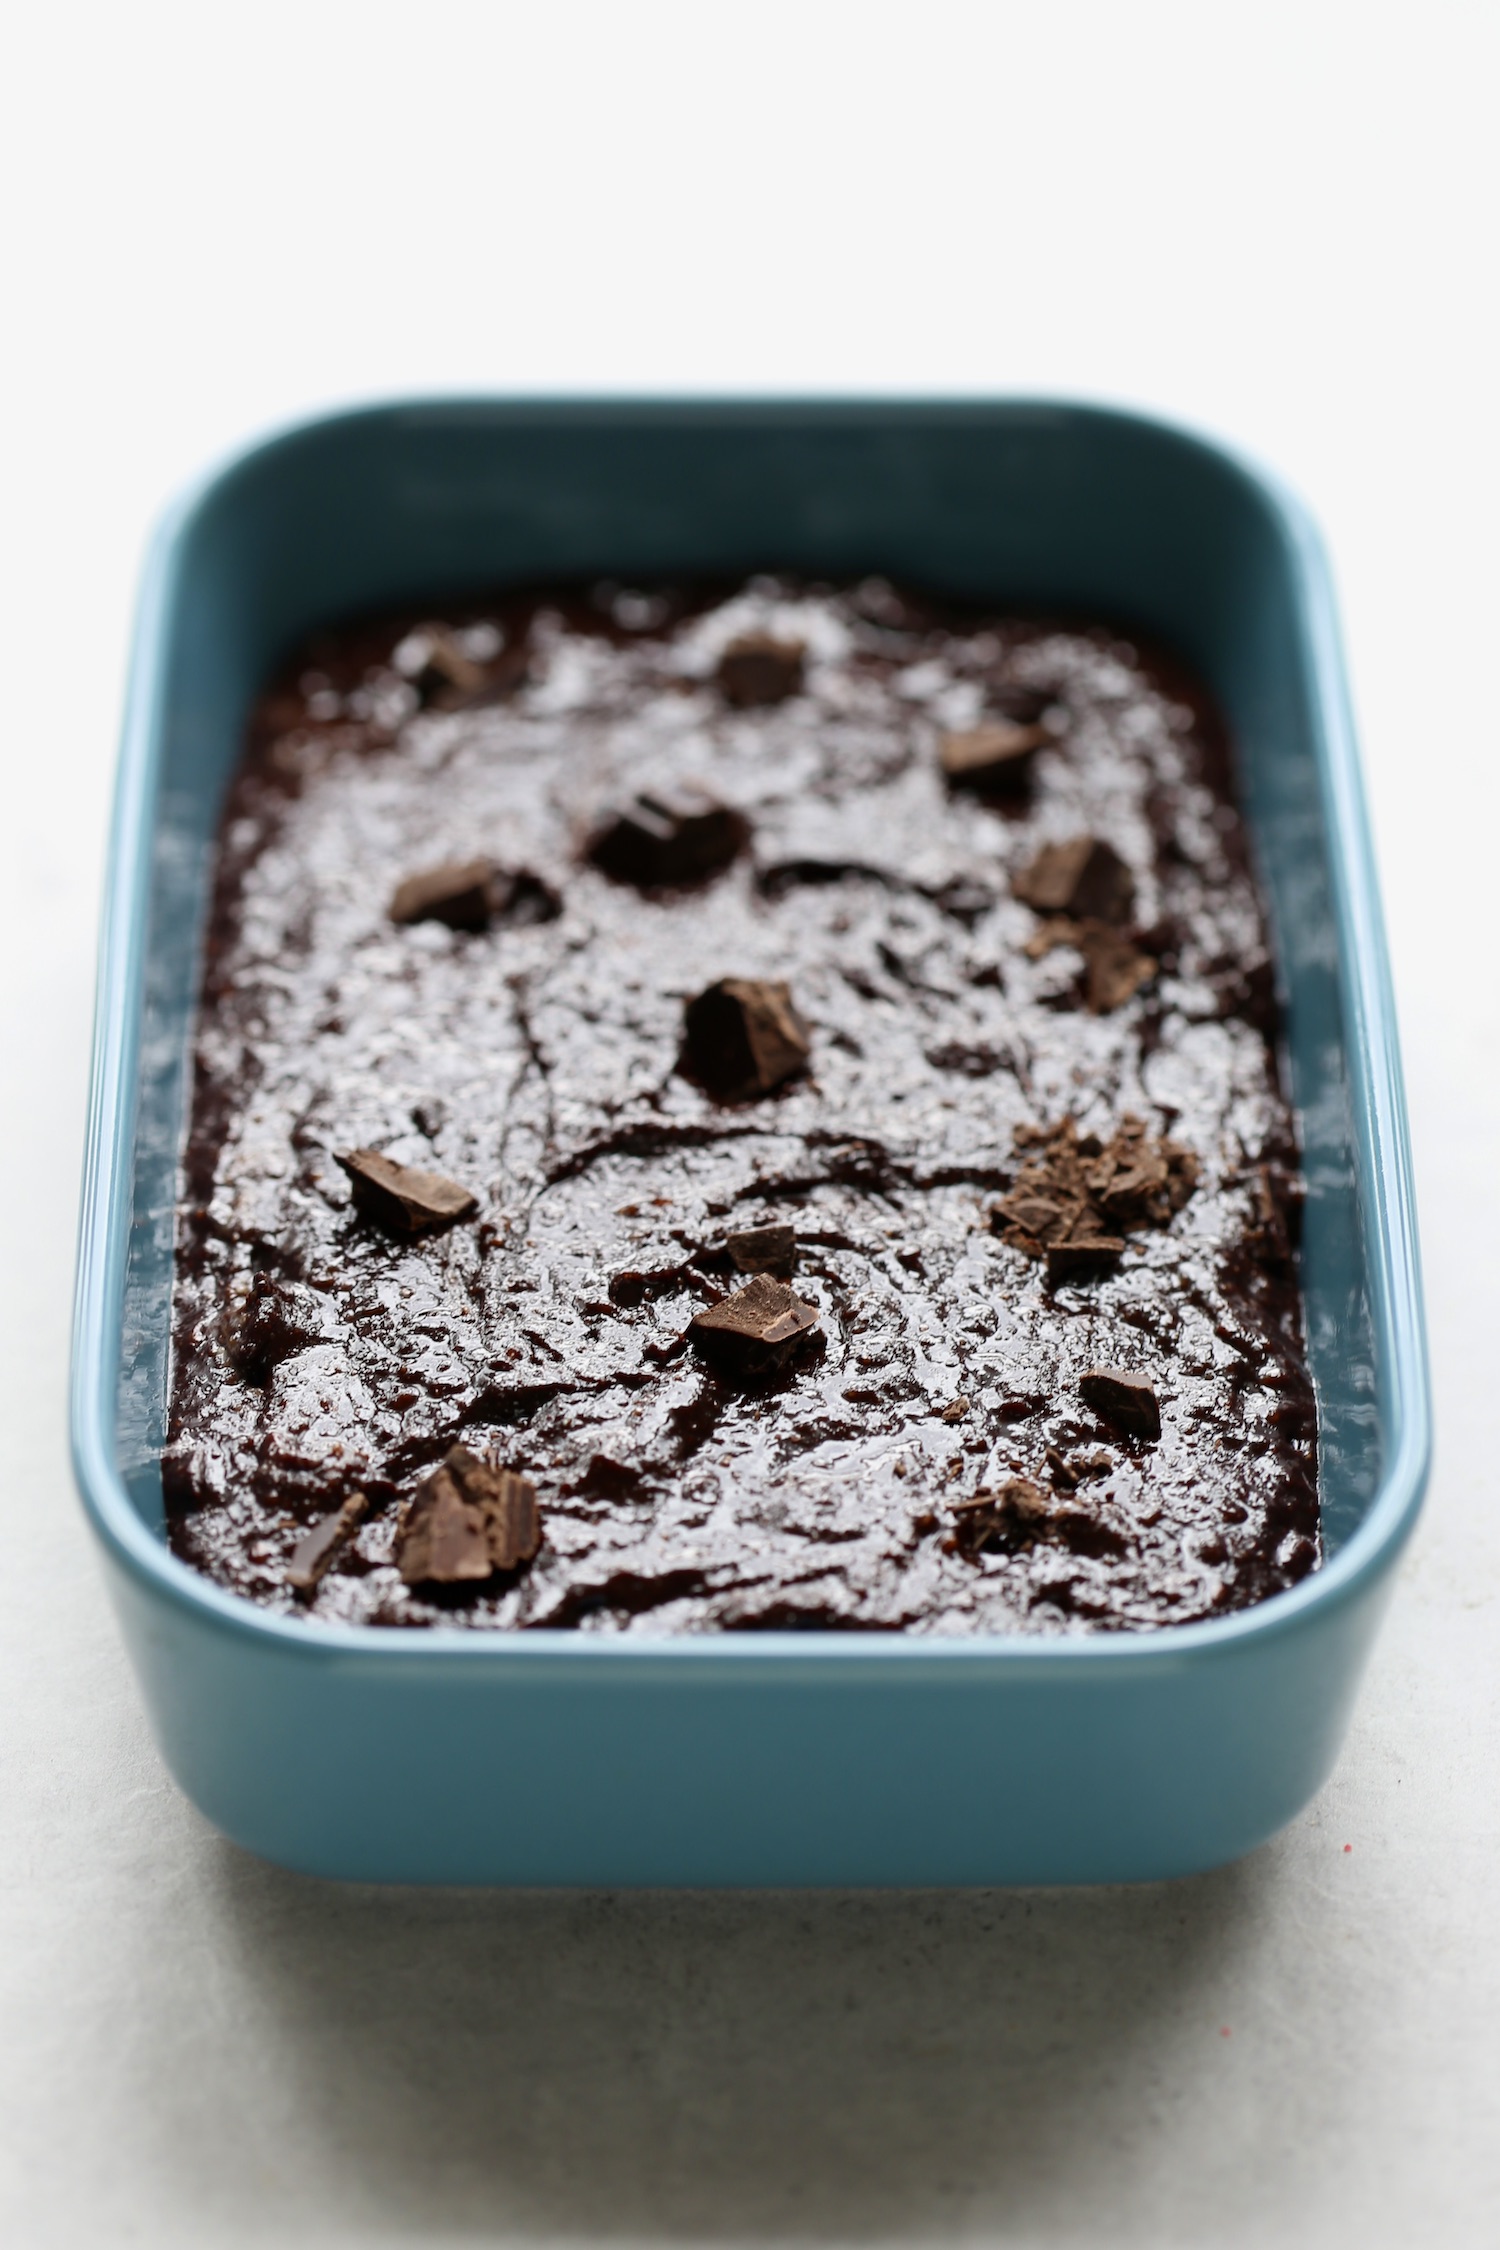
70, 400, 1429, 1884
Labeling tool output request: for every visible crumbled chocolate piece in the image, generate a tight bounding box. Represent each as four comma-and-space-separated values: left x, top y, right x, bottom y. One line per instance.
288, 1492, 368, 1597
1014, 836, 1134, 924
995, 1115, 1197, 1282
717, 634, 805, 707
588, 788, 748, 887
391, 858, 499, 931
947, 1476, 1125, 1561
682, 978, 811, 1099
689, 1275, 821, 1379
1086, 1118, 1199, 1227
726, 1222, 796, 1276
1048, 1446, 1111, 1489
335, 1148, 478, 1233
938, 720, 1051, 793
398, 1444, 541, 1585
1080, 1367, 1161, 1440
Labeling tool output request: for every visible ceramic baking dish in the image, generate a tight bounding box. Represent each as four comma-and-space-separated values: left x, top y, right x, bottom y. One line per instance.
70, 399, 1429, 1883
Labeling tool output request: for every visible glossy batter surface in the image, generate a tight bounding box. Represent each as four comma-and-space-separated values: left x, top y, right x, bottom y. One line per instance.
165, 577, 1318, 1633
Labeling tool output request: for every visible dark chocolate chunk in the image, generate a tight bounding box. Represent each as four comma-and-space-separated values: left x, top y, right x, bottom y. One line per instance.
1045, 1237, 1126, 1284
398, 1466, 491, 1584
682, 978, 811, 1099
588, 788, 748, 887
939, 721, 1051, 793
1014, 837, 1134, 924
398, 1444, 541, 1585
335, 1147, 478, 1233
390, 859, 499, 931
391, 860, 560, 932
288, 1492, 368, 1597
1080, 1367, 1161, 1440
725, 1222, 796, 1276
717, 634, 805, 708
688, 1275, 821, 1379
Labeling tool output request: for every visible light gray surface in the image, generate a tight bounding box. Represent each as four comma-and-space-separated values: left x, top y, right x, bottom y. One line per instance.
3, 3, 1498, 2242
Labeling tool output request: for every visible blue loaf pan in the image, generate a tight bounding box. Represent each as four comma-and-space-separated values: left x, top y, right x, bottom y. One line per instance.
71, 398, 1429, 1885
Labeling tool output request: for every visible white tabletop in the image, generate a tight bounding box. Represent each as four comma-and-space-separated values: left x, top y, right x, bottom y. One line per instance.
3, 4, 1497, 2242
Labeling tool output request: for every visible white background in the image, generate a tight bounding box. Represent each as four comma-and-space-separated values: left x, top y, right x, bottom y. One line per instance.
2, 2, 1498, 2242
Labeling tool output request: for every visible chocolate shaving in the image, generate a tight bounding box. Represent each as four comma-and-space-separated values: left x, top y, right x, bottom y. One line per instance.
725, 1222, 796, 1276
588, 788, 748, 887
288, 1491, 368, 1596
398, 1444, 541, 1586
946, 1476, 1125, 1560
335, 1147, 478, 1233
993, 1114, 1197, 1282
717, 634, 805, 708
682, 978, 811, 1099
1080, 1367, 1161, 1440
688, 1275, 822, 1379
1014, 836, 1134, 925
939, 720, 1051, 794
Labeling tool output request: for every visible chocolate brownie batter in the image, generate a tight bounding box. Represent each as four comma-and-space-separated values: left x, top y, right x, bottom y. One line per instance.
164, 576, 1319, 1634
